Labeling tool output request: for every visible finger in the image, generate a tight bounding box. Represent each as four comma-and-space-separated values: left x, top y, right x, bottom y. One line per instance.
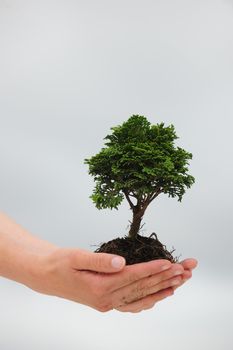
182, 269, 192, 280
144, 275, 182, 298
103, 259, 172, 292
70, 249, 126, 273
142, 301, 156, 311
179, 258, 198, 270
173, 270, 192, 291
111, 263, 183, 303
114, 272, 182, 306
114, 288, 174, 313
138, 263, 184, 290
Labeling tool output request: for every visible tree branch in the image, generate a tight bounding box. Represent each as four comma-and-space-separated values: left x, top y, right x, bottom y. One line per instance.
130, 191, 138, 198
148, 188, 162, 204
123, 190, 135, 210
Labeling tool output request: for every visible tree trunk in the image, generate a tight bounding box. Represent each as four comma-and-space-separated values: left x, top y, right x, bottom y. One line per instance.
128, 208, 145, 238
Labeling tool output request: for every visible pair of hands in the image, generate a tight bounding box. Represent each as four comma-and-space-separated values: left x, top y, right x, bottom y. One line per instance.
32, 247, 197, 313
0, 212, 197, 313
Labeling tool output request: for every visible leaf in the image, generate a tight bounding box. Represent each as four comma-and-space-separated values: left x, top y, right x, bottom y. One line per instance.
85, 114, 195, 210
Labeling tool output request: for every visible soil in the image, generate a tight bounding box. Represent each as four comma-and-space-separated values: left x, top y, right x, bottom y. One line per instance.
94, 233, 178, 265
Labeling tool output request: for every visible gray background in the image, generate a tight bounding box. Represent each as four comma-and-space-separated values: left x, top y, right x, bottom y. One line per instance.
0, 0, 233, 349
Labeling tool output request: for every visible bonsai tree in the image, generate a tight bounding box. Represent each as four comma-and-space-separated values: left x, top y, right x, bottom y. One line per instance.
84, 115, 195, 264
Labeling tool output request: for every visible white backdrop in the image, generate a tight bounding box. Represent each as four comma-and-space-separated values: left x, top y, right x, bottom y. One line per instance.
0, 0, 233, 349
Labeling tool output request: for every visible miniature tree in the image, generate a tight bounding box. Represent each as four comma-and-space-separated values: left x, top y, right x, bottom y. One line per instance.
84, 115, 195, 263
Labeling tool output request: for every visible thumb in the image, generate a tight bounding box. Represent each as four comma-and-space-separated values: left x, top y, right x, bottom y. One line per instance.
72, 249, 126, 273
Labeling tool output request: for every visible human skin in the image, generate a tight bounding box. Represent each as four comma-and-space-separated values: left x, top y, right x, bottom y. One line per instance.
0, 212, 197, 313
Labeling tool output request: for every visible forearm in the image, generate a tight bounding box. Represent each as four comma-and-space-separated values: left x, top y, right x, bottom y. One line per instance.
0, 212, 57, 254
0, 212, 58, 286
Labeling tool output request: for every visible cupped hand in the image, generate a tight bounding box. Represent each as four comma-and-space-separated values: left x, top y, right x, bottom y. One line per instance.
0, 212, 197, 313
33, 248, 197, 313
112, 258, 198, 312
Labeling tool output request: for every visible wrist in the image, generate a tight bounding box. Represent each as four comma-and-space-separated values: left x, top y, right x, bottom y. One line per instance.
0, 235, 58, 295
24, 246, 67, 296
0, 212, 62, 294
13, 245, 62, 297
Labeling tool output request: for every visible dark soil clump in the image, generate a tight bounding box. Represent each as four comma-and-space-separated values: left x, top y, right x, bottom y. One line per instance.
95, 233, 178, 265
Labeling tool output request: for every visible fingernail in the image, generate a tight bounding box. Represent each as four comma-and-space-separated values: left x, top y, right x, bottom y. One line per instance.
111, 256, 125, 269
173, 269, 183, 276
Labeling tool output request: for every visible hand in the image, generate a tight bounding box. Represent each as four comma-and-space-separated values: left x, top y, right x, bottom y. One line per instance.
112, 258, 197, 312
174, 258, 198, 289
0, 212, 198, 313
32, 247, 196, 313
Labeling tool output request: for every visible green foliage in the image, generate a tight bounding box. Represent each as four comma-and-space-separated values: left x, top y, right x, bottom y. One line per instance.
84, 115, 195, 210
